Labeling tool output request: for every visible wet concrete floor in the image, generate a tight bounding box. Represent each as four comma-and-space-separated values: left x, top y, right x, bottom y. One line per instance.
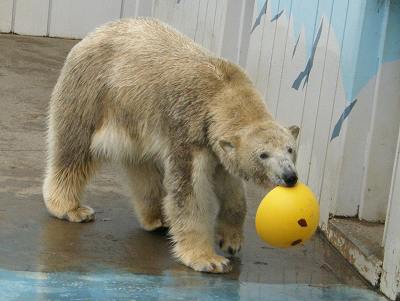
0, 33, 386, 300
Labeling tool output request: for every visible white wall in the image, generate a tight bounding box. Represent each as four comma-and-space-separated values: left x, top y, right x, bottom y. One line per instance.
246, 0, 350, 228
245, 0, 400, 228
0, 0, 13, 32
1, 0, 139, 38
0, 0, 233, 61
0, 0, 254, 64
381, 125, 400, 300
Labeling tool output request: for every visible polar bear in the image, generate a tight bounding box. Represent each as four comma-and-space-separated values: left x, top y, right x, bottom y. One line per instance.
43, 18, 299, 273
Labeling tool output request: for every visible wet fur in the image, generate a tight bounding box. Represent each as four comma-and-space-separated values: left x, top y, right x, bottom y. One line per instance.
43, 18, 298, 273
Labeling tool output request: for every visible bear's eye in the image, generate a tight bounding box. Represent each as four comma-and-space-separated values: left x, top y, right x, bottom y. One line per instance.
288, 147, 293, 154
259, 152, 269, 159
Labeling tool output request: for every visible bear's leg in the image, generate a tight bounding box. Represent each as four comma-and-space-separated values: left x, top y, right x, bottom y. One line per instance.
124, 161, 166, 231
214, 165, 246, 256
43, 156, 97, 223
163, 147, 231, 273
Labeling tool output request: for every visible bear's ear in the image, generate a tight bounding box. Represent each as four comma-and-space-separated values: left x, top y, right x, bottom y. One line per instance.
219, 136, 239, 153
288, 125, 300, 140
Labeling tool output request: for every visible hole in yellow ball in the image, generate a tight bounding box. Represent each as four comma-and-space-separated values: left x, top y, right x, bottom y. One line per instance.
297, 218, 308, 227
291, 239, 302, 246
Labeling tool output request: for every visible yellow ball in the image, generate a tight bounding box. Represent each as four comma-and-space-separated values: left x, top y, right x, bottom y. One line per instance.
255, 183, 319, 248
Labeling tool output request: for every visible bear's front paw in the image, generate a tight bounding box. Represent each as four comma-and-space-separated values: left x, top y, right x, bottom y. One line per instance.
180, 253, 232, 273
172, 231, 232, 273
216, 224, 243, 256
65, 205, 95, 223
140, 218, 163, 231
139, 214, 170, 231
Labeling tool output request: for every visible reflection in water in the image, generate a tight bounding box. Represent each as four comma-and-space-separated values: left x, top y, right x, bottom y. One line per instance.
0, 268, 386, 301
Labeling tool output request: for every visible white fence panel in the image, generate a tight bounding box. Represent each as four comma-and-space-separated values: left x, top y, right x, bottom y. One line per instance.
245, 1, 266, 87
360, 63, 400, 221
334, 1, 386, 217
359, 0, 400, 222
255, 1, 279, 106
193, 0, 209, 44
49, 0, 122, 38
265, 0, 294, 118
13, 0, 49, 36
209, 0, 226, 55
176, 0, 200, 39
136, 0, 153, 17
319, 78, 347, 225
237, 0, 254, 67
152, 0, 173, 24
218, 0, 244, 64
201, 0, 217, 51
308, 0, 349, 211
294, 0, 331, 182
381, 126, 400, 300
170, 0, 185, 29
0, 0, 13, 32
121, 0, 137, 18
151, 0, 230, 59
274, 0, 307, 129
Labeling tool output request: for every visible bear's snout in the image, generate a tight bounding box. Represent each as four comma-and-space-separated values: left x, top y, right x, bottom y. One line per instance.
282, 170, 298, 187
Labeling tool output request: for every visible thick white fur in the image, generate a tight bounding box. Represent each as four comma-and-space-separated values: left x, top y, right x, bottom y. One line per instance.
164, 150, 230, 273
91, 122, 136, 161
43, 18, 299, 274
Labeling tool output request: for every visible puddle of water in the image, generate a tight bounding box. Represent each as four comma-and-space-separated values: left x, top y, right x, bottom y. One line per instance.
0, 268, 386, 301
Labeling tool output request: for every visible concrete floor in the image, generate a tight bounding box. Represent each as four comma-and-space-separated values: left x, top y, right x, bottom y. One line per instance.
0, 34, 386, 300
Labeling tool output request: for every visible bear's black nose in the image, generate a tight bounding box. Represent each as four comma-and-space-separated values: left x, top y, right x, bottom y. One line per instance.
283, 172, 298, 187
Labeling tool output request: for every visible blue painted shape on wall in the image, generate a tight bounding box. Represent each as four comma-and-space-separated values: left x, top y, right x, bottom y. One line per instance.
344, 1, 387, 103
330, 0, 400, 139
271, 9, 284, 22
383, 0, 400, 63
0, 268, 387, 301
331, 99, 358, 140
292, 19, 323, 90
253, 0, 400, 138
255, 0, 400, 100
251, 0, 268, 33
292, 32, 301, 58
256, 0, 326, 57
268, 0, 281, 26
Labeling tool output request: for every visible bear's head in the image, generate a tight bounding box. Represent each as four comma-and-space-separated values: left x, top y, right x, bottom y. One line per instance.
217, 121, 300, 188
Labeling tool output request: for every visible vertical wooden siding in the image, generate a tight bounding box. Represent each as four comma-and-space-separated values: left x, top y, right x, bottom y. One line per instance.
0, 0, 13, 32
245, 0, 400, 228
246, 0, 351, 227
381, 124, 400, 300
359, 0, 400, 222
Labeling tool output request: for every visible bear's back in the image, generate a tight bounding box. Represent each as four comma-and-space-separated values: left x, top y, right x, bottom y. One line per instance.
69, 18, 211, 82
